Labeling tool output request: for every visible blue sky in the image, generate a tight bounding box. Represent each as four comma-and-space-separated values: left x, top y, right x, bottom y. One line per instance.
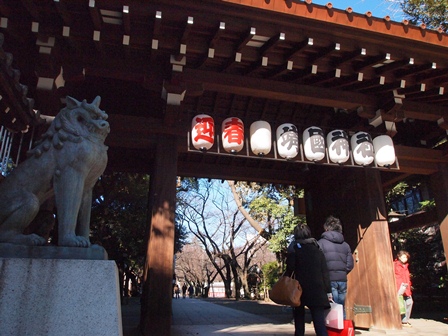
312, 0, 404, 21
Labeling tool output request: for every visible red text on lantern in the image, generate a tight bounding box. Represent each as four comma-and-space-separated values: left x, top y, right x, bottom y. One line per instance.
194, 116, 215, 144
223, 118, 244, 144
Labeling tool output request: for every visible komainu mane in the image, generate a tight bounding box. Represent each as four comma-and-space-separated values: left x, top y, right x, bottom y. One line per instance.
0, 96, 109, 247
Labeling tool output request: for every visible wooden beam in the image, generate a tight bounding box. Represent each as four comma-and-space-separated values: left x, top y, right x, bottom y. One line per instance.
122, 5, 131, 35
388, 209, 438, 233
19, 0, 40, 21
381, 173, 413, 190
392, 159, 440, 175
181, 69, 448, 122
177, 159, 306, 185
394, 145, 448, 162
88, 0, 102, 31
182, 68, 377, 110
53, 0, 73, 26
401, 100, 448, 121
107, 115, 185, 136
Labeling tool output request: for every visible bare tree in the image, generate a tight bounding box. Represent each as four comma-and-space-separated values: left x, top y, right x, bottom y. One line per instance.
175, 239, 218, 297
176, 179, 269, 299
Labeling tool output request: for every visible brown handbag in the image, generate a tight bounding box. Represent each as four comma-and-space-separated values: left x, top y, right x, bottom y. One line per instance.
269, 271, 302, 307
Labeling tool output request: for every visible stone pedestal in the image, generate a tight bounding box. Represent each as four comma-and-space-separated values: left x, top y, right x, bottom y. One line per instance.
0, 258, 123, 336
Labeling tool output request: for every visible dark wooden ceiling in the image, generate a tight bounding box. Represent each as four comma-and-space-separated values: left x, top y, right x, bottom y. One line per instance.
1, 0, 448, 188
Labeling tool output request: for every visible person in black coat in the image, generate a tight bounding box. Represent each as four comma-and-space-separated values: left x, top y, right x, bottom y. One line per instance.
286, 223, 331, 336
318, 216, 354, 318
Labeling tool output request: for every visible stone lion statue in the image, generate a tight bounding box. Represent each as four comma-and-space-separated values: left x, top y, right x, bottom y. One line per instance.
0, 96, 109, 247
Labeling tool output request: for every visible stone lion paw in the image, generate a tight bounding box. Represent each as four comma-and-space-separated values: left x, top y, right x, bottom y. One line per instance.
59, 235, 91, 248
8, 233, 47, 246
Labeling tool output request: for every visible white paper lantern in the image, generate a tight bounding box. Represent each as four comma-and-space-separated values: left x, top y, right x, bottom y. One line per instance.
250, 121, 271, 156
276, 123, 299, 159
351, 131, 374, 166
327, 129, 350, 164
191, 114, 214, 151
373, 135, 396, 167
222, 117, 244, 153
303, 126, 325, 161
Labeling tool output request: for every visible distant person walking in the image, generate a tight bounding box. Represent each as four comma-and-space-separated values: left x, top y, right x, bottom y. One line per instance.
182, 283, 188, 299
173, 284, 180, 299
318, 215, 354, 318
286, 223, 332, 336
188, 285, 194, 298
394, 250, 413, 327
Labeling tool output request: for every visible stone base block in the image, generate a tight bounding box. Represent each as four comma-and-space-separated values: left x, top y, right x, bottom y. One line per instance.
0, 243, 108, 260
0, 258, 123, 336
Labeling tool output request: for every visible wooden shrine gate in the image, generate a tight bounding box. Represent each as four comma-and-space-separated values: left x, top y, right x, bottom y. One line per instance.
1, 0, 448, 335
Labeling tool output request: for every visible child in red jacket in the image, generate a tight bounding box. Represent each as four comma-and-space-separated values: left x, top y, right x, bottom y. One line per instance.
394, 250, 413, 327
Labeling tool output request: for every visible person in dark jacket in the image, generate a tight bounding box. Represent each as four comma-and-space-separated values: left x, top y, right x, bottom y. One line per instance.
286, 223, 331, 336
318, 216, 354, 318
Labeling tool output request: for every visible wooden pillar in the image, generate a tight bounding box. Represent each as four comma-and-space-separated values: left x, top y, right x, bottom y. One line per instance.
430, 163, 448, 270
305, 167, 402, 330
140, 135, 178, 335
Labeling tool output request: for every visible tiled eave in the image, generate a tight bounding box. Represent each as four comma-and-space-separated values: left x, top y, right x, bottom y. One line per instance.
225, 0, 447, 48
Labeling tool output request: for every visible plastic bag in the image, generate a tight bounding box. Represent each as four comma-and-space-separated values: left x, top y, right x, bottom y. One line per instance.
325, 301, 344, 330
398, 295, 406, 315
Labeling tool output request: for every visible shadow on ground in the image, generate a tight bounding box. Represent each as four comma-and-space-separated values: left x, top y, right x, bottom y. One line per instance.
202, 297, 296, 324
203, 297, 448, 325
121, 295, 448, 336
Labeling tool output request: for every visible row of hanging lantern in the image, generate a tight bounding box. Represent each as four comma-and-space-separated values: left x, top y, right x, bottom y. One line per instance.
191, 114, 396, 167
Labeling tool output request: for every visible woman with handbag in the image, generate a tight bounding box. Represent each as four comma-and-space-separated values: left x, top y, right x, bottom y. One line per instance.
286, 224, 332, 336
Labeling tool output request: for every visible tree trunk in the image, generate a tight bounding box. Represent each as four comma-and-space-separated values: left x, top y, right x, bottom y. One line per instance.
231, 264, 242, 301
227, 181, 270, 239
220, 256, 233, 298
